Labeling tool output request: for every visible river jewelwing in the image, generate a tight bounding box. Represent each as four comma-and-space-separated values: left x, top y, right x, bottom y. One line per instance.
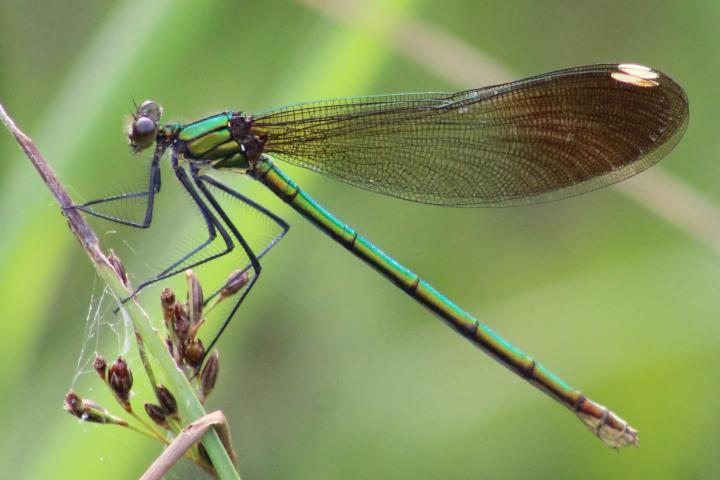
71, 64, 689, 447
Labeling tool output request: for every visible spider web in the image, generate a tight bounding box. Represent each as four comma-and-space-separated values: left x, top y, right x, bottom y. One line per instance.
71, 277, 135, 388
68, 278, 208, 479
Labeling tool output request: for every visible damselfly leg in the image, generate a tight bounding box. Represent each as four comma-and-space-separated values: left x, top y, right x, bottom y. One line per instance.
69, 144, 288, 359
192, 170, 289, 353
68, 143, 165, 227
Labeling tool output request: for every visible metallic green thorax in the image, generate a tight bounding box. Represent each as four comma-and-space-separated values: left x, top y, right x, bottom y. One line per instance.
252, 156, 632, 442
177, 112, 251, 170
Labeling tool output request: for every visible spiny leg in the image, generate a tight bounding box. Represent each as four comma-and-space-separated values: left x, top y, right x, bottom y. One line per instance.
190, 169, 271, 357
68, 143, 166, 228
199, 173, 290, 305
124, 149, 236, 300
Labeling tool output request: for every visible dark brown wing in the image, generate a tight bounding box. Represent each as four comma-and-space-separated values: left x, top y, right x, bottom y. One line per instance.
252, 64, 689, 206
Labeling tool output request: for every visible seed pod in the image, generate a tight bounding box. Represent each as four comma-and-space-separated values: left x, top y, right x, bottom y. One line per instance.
160, 288, 176, 325
144, 403, 168, 428
108, 357, 133, 409
184, 339, 205, 369
220, 270, 250, 298
201, 350, 219, 399
186, 270, 204, 327
64, 391, 127, 425
156, 385, 178, 417
173, 303, 190, 340
93, 355, 107, 381
64, 391, 85, 418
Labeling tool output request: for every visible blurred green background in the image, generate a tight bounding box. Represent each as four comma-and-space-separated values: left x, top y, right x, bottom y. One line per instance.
1, 0, 718, 478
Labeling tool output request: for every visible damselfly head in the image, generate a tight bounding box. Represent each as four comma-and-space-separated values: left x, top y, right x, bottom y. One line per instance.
128, 100, 163, 153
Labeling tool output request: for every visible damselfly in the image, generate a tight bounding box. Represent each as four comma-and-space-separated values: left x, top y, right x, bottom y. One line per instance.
71, 64, 689, 447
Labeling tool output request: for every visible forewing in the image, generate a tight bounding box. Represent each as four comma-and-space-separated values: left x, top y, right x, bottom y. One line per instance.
252, 64, 688, 206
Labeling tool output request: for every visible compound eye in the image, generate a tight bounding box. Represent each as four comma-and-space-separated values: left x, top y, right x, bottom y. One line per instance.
130, 116, 157, 152
138, 100, 162, 123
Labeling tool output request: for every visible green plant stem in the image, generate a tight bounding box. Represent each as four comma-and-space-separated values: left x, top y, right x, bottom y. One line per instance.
135, 333, 161, 397
0, 103, 240, 480
125, 422, 169, 443
129, 410, 170, 444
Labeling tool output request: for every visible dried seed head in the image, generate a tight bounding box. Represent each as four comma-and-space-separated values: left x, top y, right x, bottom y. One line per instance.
108, 357, 133, 408
156, 384, 178, 417
107, 249, 128, 286
160, 288, 176, 309
173, 303, 190, 339
201, 350, 219, 399
64, 391, 127, 425
93, 355, 107, 381
144, 403, 168, 428
184, 339, 205, 369
64, 391, 85, 418
186, 270, 204, 326
160, 288, 176, 324
220, 269, 250, 298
